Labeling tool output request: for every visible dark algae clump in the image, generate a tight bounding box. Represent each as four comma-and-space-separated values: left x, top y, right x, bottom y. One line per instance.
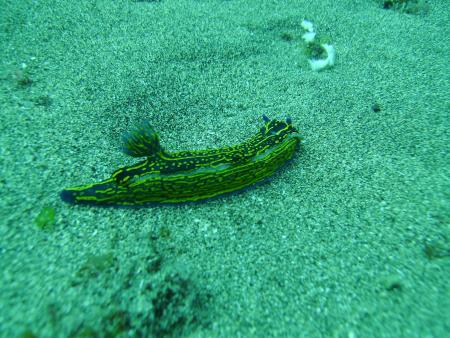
65, 234, 208, 337
380, 0, 429, 14
424, 237, 450, 260
70, 265, 207, 337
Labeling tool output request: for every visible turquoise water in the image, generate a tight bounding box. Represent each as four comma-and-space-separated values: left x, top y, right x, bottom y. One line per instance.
1, 0, 449, 337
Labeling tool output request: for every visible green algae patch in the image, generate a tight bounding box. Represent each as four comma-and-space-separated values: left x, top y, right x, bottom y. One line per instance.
34, 206, 56, 230
20, 330, 37, 338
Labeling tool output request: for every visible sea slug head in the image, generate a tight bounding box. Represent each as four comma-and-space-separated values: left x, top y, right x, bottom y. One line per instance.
260, 115, 298, 143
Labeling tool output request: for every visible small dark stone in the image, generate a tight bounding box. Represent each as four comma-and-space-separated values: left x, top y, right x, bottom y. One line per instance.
34, 95, 53, 107
371, 103, 381, 112
383, 0, 394, 9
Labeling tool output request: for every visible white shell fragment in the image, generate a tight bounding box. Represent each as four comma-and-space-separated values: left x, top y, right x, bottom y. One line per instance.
302, 31, 316, 43
301, 19, 314, 32
308, 44, 336, 71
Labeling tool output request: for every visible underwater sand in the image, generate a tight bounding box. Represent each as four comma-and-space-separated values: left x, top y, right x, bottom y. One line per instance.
0, 0, 449, 337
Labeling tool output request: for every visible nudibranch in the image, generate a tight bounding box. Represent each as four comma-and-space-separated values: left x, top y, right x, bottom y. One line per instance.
60, 115, 301, 206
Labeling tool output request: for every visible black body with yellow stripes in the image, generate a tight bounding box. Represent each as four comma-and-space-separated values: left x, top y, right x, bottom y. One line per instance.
60, 116, 300, 206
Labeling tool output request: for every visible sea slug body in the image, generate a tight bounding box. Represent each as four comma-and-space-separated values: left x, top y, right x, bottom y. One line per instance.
60, 116, 301, 206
